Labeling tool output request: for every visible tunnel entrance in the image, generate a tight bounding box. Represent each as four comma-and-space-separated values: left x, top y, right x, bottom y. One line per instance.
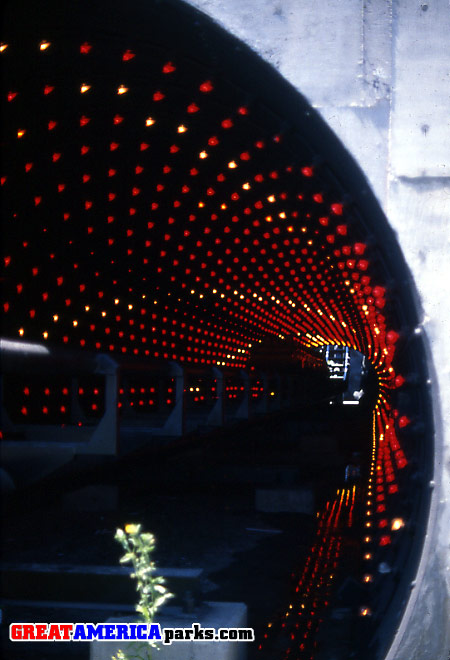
1, 1, 435, 659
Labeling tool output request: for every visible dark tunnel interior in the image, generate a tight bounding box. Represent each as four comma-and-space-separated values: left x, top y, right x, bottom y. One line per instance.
0, 1, 435, 659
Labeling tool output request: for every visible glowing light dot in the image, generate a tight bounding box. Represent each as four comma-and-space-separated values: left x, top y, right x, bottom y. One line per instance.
39, 41, 51, 51
73, 320, 78, 327
242, 182, 251, 190
146, 117, 155, 126
43, 331, 49, 339
199, 151, 208, 159
267, 195, 276, 202
19, 328, 24, 336
391, 518, 405, 531
228, 161, 237, 169
17, 129, 26, 138
359, 607, 372, 617
0, 43, 8, 52
101, 311, 107, 317
53, 315, 59, 322
80, 84, 91, 93
117, 85, 128, 95
177, 125, 187, 133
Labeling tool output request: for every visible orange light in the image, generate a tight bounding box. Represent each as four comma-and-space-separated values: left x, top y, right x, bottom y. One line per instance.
145, 117, 155, 126
117, 85, 128, 95
177, 125, 187, 133
17, 129, 26, 138
0, 43, 8, 52
39, 41, 51, 51
391, 518, 405, 531
80, 84, 91, 93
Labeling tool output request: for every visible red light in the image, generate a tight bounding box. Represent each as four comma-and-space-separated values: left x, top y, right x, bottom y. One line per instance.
162, 62, 176, 73
331, 203, 344, 215
122, 49, 135, 61
199, 80, 214, 92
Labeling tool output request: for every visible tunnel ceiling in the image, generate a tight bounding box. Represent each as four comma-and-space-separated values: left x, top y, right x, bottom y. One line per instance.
1, 0, 413, 478
1, 0, 436, 658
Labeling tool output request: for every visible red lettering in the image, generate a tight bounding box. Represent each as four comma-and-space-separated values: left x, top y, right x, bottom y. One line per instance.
35, 623, 48, 640
58, 624, 73, 640
22, 624, 36, 640
10, 624, 22, 640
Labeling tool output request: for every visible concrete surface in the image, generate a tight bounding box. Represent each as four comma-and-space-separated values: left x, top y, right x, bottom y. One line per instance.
90, 602, 248, 660
184, 2, 450, 659
255, 487, 314, 514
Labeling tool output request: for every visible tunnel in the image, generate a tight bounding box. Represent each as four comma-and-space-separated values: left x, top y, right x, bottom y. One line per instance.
0, 0, 441, 659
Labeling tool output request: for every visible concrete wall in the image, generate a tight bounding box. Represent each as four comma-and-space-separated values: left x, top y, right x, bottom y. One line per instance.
185, 1, 450, 658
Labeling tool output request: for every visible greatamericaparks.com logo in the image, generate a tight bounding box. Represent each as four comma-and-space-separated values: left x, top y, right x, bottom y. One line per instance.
9, 622, 255, 645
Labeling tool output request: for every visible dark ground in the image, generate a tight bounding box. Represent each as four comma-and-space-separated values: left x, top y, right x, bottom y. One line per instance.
0, 408, 360, 660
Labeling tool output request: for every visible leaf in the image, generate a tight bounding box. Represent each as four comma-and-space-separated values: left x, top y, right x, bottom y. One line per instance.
119, 553, 134, 563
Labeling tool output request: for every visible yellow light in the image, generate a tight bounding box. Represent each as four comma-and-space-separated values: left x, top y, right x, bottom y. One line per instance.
363, 574, 373, 583
198, 201, 205, 208
279, 212, 286, 219
0, 43, 8, 52
364, 536, 371, 543
267, 195, 275, 202
128, 304, 133, 310
19, 328, 24, 336
145, 117, 155, 126
73, 320, 78, 327
199, 151, 208, 159
85, 305, 90, 312
39, 41, 51, 51
17, 129, 26, 138
242, 182, 251, 190
53, 315, 59, 322
265, 216, 272, 222
177, 125, 187, 133
117, 85, 128, 95
101, 311, 106, 317
364, 553, 372, 560
228, 161, 237, 169
391, 518, 405, 531
115, 299, 119, 305
80, 84, 91, 94
359, 607, 372, 617
43, 331, 48, 339
220, 203, 227, 210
